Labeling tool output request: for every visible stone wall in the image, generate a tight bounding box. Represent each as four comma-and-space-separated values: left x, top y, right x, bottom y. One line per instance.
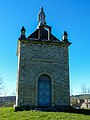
16, 40, 70, 108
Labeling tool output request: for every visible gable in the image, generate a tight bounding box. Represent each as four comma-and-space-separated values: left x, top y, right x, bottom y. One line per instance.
27, 28, 60, 42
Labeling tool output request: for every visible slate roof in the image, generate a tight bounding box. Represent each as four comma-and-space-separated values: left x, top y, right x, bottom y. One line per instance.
27, 28, 60, 42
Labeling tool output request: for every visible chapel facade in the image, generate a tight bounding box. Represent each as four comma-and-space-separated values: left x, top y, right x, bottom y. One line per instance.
15, 7, 71, 111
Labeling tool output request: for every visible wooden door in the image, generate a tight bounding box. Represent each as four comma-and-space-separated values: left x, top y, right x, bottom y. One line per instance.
38, 75, 51, 107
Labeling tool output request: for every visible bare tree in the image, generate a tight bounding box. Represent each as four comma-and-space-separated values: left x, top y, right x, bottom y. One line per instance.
3, 85, 8, 96
12, 89, 16, 96
0, 75, 8, 96
0, 75, 4, 95
81, 83, 87, 94
81, 83, 90, 95
87, 86, 90, 94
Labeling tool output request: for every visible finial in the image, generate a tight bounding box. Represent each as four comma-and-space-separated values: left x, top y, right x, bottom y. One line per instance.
38, 7, 46, 27
20, 26, 26, 39
21, 26, 26, 34
62, 31, 68, 41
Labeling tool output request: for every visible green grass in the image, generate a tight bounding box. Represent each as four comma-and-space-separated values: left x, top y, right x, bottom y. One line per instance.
0, 107, 90, 120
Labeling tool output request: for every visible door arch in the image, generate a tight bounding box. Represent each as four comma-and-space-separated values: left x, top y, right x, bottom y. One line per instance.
38, 75, 51, 107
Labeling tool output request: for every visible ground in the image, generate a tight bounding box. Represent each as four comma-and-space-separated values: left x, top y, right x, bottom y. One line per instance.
0, 107, 90, 120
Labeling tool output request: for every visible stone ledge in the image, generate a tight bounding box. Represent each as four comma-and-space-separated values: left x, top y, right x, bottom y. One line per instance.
14, 105, 72, 112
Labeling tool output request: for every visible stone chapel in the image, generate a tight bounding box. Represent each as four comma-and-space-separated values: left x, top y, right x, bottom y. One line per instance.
15, 7, 71, 111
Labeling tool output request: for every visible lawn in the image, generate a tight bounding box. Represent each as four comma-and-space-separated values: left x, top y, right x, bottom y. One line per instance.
0, 107, 90, 120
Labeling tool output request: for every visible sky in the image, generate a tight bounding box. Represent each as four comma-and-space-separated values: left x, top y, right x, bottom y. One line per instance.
0, 0, 90, 96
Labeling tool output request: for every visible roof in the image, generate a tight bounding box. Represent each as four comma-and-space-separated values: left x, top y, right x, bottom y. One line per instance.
27, 28, 60, 42
18, 27, 71, 46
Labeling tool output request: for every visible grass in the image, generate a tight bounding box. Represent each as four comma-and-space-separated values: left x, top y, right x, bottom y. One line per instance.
0, 107, 90, 120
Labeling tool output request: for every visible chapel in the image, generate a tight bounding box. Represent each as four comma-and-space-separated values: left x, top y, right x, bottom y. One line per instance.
15, 7, 71, 111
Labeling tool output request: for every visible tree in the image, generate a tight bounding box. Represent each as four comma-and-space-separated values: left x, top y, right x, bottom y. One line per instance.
12, 89, 16, 96
81, 83, 87, 94
87, 86, 90, 94
0, 75, 8, 96
81, 83, 90, 95
3, 85, 8, 96
0, 75, 4, 95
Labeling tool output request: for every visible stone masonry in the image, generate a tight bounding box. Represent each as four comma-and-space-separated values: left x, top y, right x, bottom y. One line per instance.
15, 7, 71, 111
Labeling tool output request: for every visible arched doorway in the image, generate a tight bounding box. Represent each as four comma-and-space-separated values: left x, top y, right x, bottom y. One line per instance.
38, 75, 51, 107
